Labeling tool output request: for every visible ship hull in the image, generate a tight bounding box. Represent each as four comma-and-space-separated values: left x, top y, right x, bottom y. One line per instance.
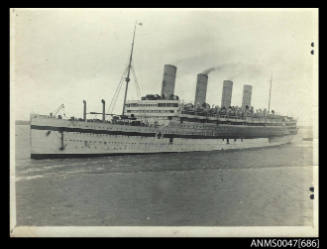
30, 115, 295, 159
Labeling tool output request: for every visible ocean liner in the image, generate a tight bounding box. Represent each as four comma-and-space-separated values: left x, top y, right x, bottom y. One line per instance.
30, 23, 298, 159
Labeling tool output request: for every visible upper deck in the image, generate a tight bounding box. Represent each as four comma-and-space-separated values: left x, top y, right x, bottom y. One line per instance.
124, 99, 297, 128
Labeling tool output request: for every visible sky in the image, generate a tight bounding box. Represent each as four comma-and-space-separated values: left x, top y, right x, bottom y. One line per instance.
11, 8, 318, 126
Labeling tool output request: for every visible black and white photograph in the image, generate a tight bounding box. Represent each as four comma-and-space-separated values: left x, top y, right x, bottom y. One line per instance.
10, 8, 318, 237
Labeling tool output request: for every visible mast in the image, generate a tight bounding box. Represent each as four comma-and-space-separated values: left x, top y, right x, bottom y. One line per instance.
268, 74, 273, 113
122, 22, 138, 115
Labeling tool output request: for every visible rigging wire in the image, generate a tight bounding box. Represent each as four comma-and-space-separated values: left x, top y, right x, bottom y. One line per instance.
110, 79, 125, 114
107, 60, 142, 115
131, 63, 142, 98
134, 62, 142, 96
108, 79, 124, 114
107, 66, 128, 114
107, 81, 122, 114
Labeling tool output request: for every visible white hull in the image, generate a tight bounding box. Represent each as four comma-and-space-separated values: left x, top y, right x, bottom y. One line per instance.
30, 115, 295, 159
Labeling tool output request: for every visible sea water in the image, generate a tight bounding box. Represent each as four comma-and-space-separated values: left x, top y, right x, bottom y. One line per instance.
14, 124, 315, 226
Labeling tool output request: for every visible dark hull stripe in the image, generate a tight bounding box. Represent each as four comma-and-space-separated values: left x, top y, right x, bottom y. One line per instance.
31, 125, 156, 137
30, 143, 288, 160
161, 133, 287, 139
31, 124, 288, 139
31, 152, 178, 159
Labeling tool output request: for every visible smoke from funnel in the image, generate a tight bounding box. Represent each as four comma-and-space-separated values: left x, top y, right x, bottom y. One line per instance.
202, 63, 240, 76
202, 65, 225, 75
201, 63, 266, 80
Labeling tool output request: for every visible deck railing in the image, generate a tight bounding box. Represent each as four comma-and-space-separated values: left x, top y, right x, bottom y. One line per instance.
180, 110, 287, 123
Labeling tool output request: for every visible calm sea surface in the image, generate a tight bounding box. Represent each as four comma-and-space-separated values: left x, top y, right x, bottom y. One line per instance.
14, 124, 314, 226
